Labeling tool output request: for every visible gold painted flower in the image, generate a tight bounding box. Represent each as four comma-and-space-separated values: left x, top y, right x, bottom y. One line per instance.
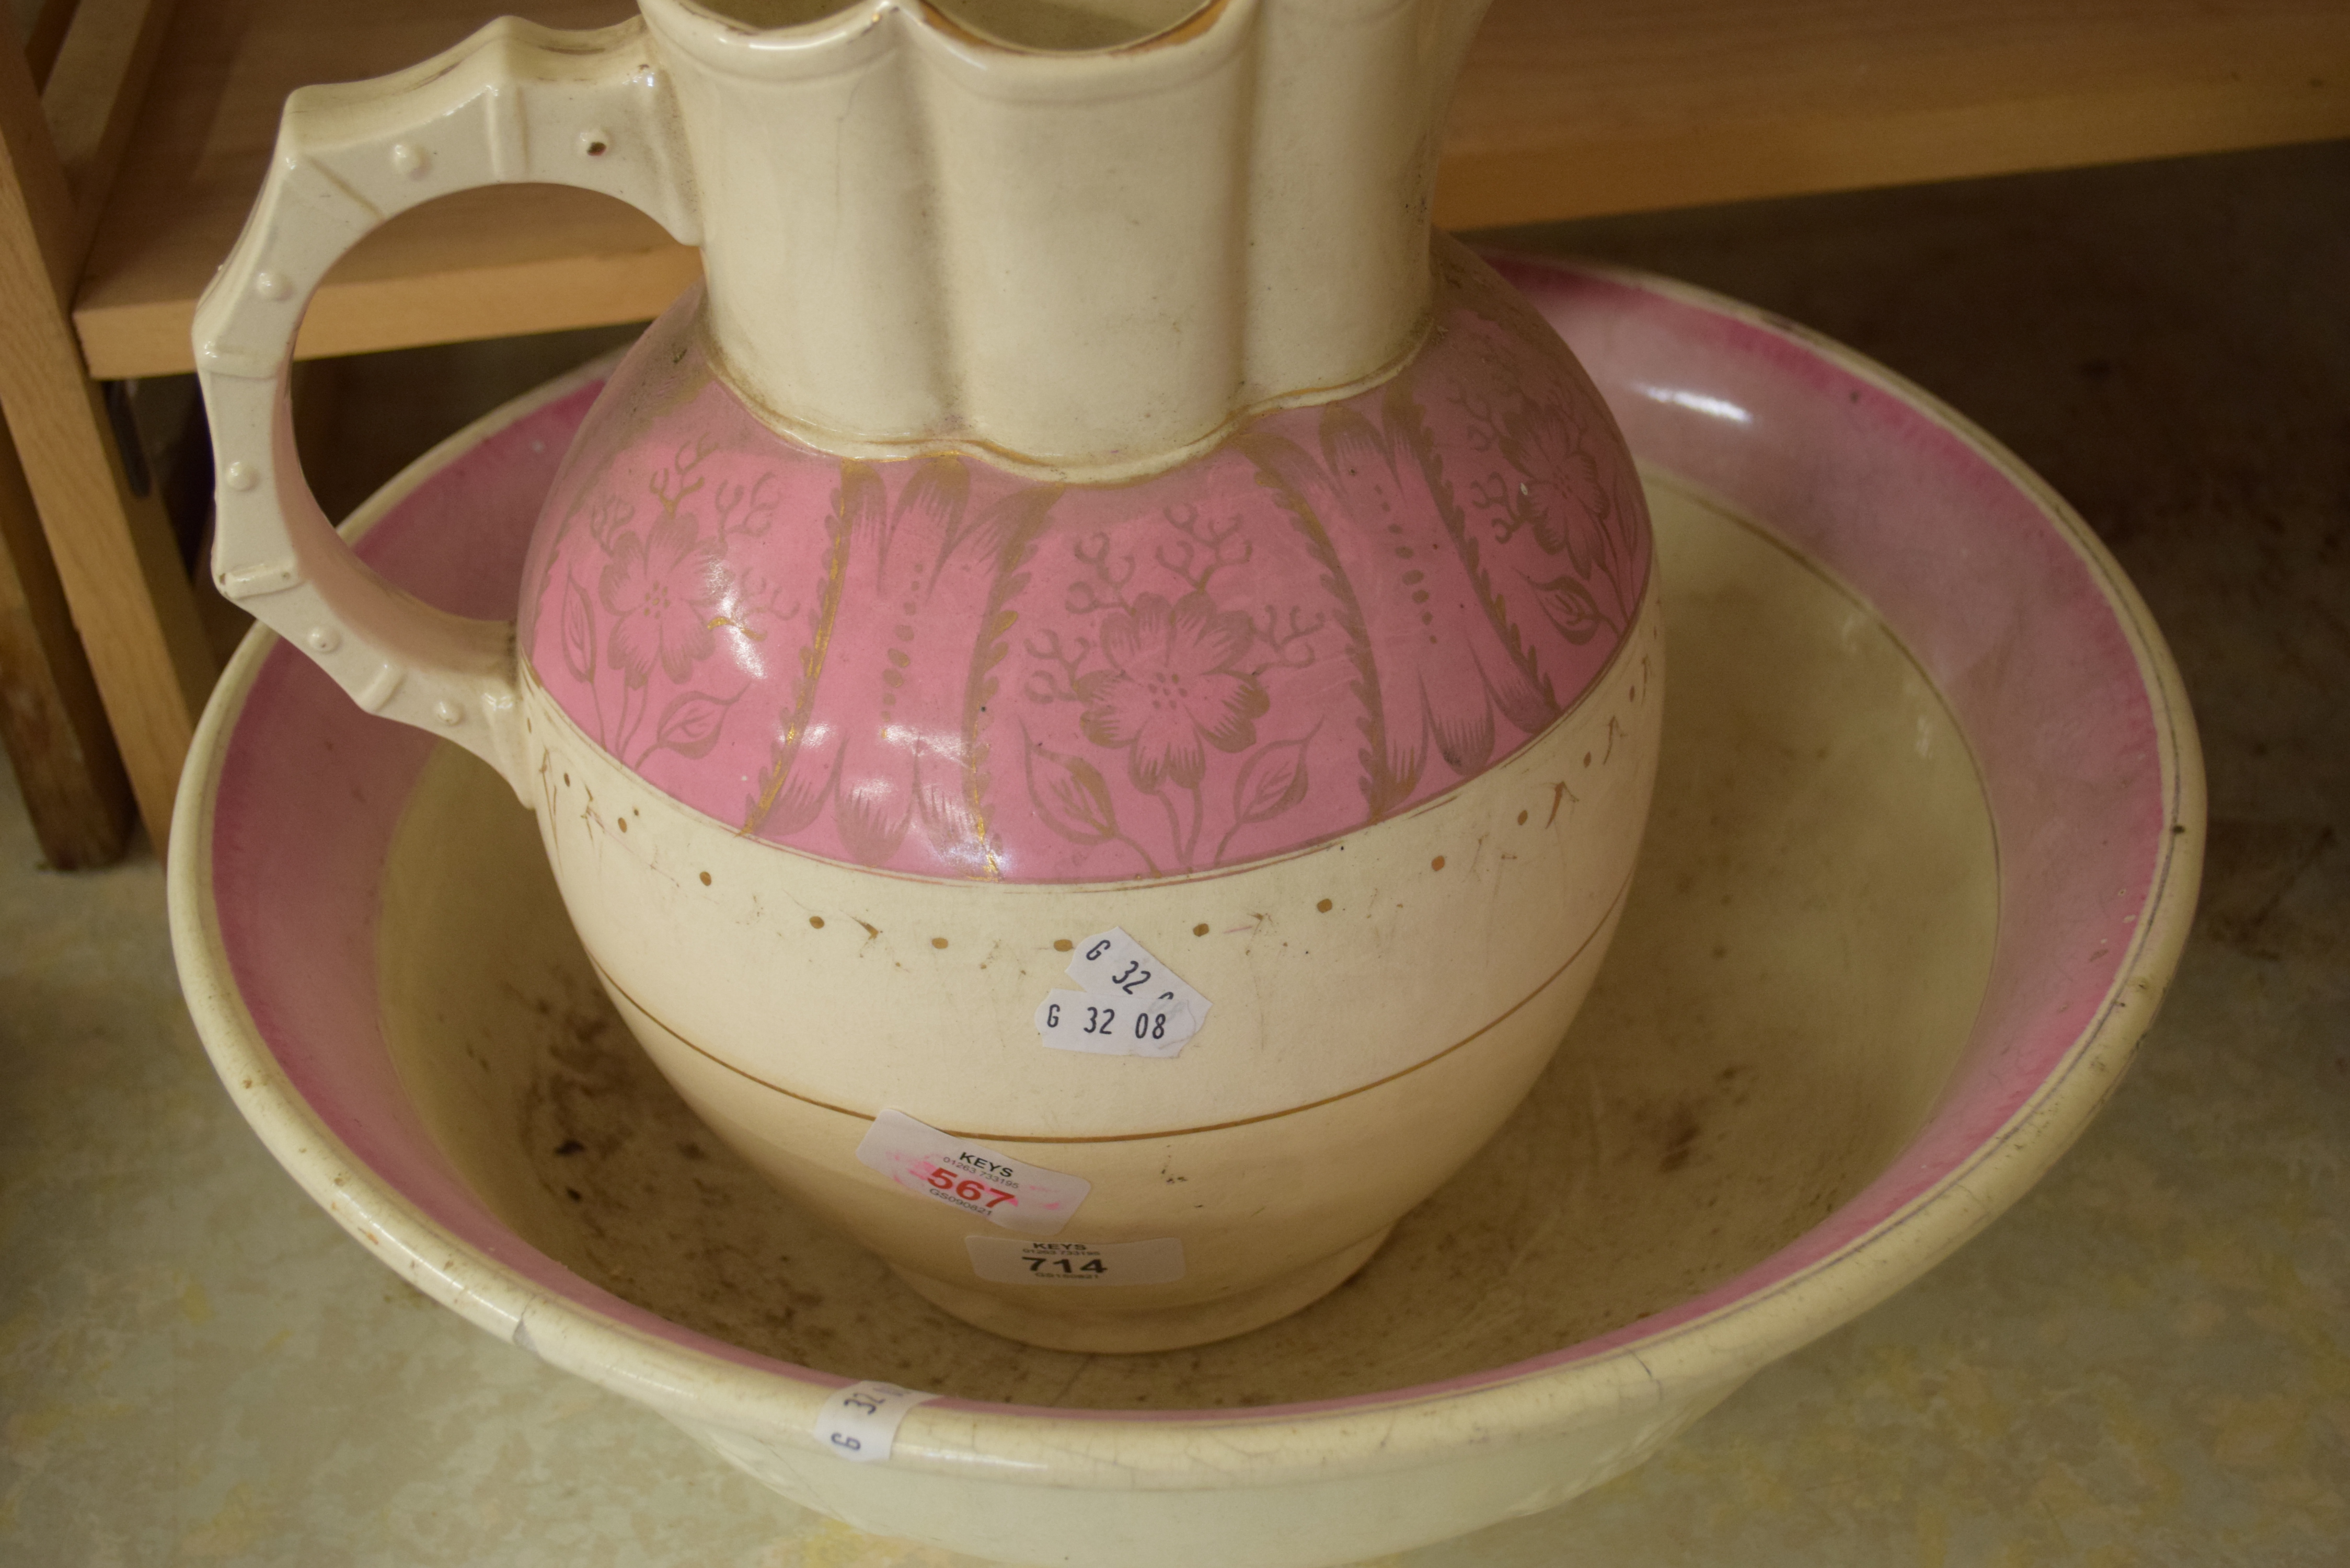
1079, 592, 1268, 790
600, 510, 725, 686
1498, 398, 1608, 567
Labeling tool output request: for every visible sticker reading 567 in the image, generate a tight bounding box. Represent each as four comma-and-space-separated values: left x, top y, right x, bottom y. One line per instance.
854, 1109, 1088, 1236
965, 1236, 1186, 1286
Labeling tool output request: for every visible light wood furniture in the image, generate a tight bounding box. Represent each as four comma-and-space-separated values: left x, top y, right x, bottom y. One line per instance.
6, 0, 2349, 857
1, 6, 133, 868
0, 406, 133, 867
1, 0, 211, 863
72, 0, 2350, 378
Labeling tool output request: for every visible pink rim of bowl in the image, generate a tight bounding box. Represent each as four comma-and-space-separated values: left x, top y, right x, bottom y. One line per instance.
168, 256, 2203, 1484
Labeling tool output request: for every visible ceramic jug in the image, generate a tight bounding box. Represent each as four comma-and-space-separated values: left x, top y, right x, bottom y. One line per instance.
194, 0, 1663, 1353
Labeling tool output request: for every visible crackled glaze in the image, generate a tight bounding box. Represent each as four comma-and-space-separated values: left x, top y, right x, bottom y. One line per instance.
518, 241, 1648, 881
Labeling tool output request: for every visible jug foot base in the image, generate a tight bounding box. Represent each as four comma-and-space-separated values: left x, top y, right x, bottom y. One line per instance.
889, 1228, 1395, 1354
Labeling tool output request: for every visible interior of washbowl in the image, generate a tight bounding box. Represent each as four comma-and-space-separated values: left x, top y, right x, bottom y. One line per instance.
371, 474, 1998, 1410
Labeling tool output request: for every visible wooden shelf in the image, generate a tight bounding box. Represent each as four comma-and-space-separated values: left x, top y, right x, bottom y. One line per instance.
73, 0, 2350, 379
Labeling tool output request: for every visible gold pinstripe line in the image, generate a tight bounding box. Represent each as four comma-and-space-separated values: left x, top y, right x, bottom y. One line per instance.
583, 857, 1635, 1147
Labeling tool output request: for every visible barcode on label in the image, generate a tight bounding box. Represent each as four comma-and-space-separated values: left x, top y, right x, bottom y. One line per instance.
813, 1379, 936, 1463
854, 1109, 1089, 1236
965, 1235, 1186, 1286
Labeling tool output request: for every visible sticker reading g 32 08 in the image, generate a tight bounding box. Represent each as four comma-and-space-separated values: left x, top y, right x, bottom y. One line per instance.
1033, 989, 1195, 1056
854, 1109, 1089, 1236
1034, 927, 1212, 1058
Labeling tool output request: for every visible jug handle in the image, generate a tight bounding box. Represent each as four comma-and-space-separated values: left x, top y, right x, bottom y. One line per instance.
192, 17, 702, 798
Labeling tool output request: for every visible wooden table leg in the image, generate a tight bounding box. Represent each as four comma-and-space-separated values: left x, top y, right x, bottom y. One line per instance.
0, 413, 133, 867
1, 17, 213, 859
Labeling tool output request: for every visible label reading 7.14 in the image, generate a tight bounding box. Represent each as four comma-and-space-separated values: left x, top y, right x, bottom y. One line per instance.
965, 1235, 1186, 1286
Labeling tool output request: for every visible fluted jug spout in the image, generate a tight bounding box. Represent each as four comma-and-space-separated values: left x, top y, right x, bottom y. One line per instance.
648, 0, 1495, 475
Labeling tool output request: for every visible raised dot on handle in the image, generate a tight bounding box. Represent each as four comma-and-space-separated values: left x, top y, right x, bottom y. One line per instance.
254, 271, 290, 300
389, 143, 427, 176
223, 462, 256, 492
305, 626, 340, 654
433, 700, 464, 727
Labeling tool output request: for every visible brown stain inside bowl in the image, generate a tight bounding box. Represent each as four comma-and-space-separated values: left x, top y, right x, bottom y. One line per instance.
374, 483, 1995, 1411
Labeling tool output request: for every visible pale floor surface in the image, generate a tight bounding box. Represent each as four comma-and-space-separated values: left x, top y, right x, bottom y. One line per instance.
3, 141, 2345, 1564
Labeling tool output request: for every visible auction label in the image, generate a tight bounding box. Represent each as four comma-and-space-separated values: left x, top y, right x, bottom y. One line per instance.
1034, 927, 1212, 1058
813, 1379, 937, 1463
854, 1109, 1088, 1236
1064, 927, 1212, 1025
965, 1236, 1186, 1286
1033, 989, 1196, 1057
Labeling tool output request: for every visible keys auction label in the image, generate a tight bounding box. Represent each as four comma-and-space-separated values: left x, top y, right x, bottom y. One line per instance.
854, 1109, 1089, 1236
964, 1236, 1186, 1286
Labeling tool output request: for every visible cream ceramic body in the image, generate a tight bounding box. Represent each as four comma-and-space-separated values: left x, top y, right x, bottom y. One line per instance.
528, 600, 1655, 1346
192, 0, 1660, 1347
169, 258, 2204, 1566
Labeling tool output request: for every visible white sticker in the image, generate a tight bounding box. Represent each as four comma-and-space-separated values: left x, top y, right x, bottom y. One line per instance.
814, 1379, 937, 1463
966, 1236, 1187, 1286
1064, 927, 1212, 1027
1033, 989, 1197, 1058
854, 1109, 1089, 1236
